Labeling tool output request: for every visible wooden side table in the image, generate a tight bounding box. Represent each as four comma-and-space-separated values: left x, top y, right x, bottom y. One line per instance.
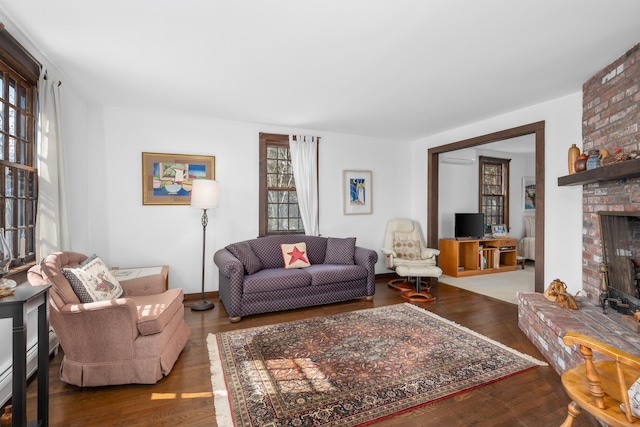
0, 284, 50, 427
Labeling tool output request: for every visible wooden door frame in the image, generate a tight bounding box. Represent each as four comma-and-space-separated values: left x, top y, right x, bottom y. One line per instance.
427, 121, 545, 293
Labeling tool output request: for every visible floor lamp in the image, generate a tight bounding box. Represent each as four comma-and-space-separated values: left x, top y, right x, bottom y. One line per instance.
190, 179, 219, 311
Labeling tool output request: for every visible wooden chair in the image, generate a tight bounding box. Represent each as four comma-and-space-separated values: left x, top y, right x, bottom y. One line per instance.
560, 331, 640, 426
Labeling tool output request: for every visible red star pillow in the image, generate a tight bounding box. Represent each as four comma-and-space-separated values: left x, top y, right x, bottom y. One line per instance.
281, 242, 311, 269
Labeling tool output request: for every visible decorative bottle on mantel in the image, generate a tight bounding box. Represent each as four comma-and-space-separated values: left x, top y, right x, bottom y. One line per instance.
575, 152, 589, 173
587, 150, 600, 170
568, 144, 580, 174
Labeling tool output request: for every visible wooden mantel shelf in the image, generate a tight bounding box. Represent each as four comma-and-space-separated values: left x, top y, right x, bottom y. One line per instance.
558, 158, 640, 186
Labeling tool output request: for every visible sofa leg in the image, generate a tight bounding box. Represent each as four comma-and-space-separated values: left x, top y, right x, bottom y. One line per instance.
364, 295, 374, 301
229, 316, 242, 323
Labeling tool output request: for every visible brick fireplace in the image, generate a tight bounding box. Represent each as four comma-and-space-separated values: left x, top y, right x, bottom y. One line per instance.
518, 41, 640, 375
581, 42, 640, 302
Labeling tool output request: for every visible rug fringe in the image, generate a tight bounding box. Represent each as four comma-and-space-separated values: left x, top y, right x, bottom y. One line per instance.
207, 333, 235, 427
402, 303, 548, 366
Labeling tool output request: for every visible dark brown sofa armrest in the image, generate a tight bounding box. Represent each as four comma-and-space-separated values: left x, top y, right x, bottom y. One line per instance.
214, 248, 245, 318
214, 248, 244, 279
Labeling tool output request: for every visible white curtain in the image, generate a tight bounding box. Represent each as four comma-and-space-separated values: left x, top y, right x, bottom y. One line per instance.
289, 135, 319, 236
36, 69, 70, 260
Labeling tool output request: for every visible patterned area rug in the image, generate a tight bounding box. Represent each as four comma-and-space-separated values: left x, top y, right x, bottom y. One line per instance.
207, 303, 546, 427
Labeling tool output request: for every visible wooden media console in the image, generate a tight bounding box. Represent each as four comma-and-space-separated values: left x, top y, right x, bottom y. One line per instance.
439, 237, 518, 277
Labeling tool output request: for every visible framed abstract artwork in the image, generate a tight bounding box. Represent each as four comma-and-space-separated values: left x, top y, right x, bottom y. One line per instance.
142, 152, 215, 205
343, 170, 372, 215
523, 176, 535, 212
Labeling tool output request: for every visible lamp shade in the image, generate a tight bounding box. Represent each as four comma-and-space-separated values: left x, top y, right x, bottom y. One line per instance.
190, 179, 219, 209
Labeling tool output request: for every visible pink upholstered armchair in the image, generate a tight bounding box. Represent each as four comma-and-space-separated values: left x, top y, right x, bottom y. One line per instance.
27, 251, 190, 387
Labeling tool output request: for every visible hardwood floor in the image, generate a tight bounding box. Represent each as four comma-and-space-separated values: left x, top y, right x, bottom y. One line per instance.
26, 279, 600, 426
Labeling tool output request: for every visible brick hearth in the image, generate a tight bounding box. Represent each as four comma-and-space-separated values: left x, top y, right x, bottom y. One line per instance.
518, 292, 640, 375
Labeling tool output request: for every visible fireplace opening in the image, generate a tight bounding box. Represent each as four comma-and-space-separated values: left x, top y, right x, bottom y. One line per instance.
599, 211, 640, 315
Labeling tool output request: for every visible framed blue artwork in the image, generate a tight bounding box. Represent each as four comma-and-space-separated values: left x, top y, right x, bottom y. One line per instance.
343, 170, 372, 215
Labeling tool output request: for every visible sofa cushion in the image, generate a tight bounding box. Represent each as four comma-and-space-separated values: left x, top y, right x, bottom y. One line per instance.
226, 241, 263, 274
281, 243, 311, 269
243, 268, 311, 294
129, 288, 184, 335
306, 264, 367, 286
324, 237, 356, 265
62, 254, 124, 303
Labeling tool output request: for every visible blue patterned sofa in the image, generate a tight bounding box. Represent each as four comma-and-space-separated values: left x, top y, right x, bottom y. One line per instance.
214, 235, 378, 322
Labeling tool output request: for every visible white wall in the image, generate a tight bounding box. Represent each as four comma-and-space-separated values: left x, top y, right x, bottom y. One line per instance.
62, 83, 92, 250
411, 92, 584, 294
78, 107, 410, 294
439, 148, 478, 237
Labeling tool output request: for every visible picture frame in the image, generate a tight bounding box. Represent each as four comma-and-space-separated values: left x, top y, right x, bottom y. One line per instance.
142, 152, 215, 205
523, 176, 535, 212
343, 170, 372, 215
492, 224, 508, 237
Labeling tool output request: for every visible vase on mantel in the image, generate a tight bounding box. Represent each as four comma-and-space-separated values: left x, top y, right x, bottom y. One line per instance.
568, 144, 580, 174
575, 152, 589, 173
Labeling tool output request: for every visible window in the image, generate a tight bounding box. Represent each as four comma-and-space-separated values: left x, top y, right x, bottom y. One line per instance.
0, 28, 39, 267
259, 133, 304, 236
479, 156, 510, 232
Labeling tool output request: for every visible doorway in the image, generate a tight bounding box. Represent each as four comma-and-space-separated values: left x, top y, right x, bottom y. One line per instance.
427, 121, 545, 293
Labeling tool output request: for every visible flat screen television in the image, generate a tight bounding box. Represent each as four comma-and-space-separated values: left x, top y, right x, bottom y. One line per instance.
455, 213, 485, 239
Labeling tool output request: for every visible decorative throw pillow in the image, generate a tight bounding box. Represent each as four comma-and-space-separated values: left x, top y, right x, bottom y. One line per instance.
622, 377, 640, 418
393, 239, 421, 260
324, 237, 356, 265
226, 241, 263, 275
281, 242, 311, 269
62, 254, 124, 303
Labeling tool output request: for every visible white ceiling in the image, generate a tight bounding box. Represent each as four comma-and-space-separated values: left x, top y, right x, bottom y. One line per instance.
2, 0, 639, 141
